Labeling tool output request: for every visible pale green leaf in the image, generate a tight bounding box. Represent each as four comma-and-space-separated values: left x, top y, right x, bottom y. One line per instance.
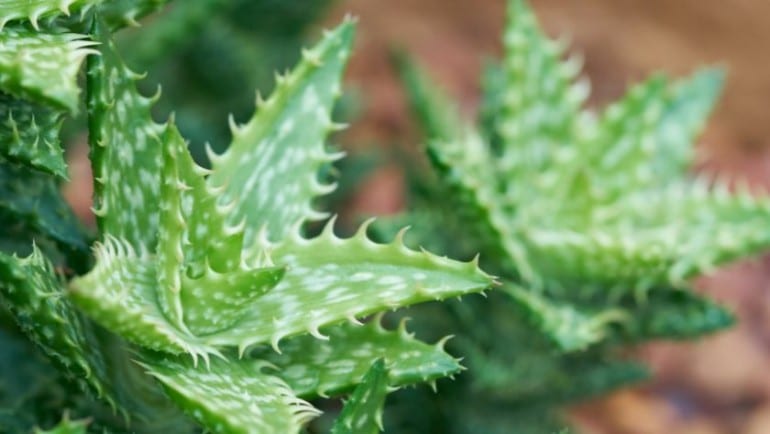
0, 29, 95, 113
250, 318, 461, 398
68, 238, 216, 358
0, 0, 102, 29
203, 221, 494, 351
208, 19, 354, 244
87, 20, 165, 251
0, 93, 67, 178
139, 353, 319, 434
495, 0, 587, 176
331, 359, 388, 434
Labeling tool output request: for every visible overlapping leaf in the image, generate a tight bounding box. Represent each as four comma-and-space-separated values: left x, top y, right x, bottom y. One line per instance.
207, 18, 354, 245
0, 94, 67, 177
0, 248, 119, 412
331, 359, 388, 434
250, 318, 461, 397
0, 28, 95, 112
139, 353, 319, 434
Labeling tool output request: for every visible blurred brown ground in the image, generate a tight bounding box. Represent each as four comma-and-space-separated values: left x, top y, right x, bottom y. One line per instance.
324, 1, 770, 433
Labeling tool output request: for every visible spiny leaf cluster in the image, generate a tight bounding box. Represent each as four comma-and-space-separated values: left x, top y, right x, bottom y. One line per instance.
0, 1, 493, 433
381, 0, 770, 431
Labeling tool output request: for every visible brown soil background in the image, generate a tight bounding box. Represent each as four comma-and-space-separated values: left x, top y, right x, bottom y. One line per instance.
323, 1, 770, 433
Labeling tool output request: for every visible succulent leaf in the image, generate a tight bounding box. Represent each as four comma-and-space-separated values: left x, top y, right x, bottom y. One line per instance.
203, 221, 494, 351
0, 0, 103, 29
68, 238, 215, 357
140, 353, 319, 434
0, 29, 96, 113
331, 358, 388, 434
208, 18, 354, 245
0, 247, 119, 411
0, 93, 67, 178
87, 20, 165, 251
250, 318, 461, 398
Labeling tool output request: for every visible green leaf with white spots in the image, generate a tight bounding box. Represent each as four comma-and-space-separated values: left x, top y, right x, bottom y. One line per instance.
494, 0, 587, 176
68, 238, 216, 358
0, 29, 96, 113
0, 247, 120, 412
331, 359, 388, 434
139, 353, 319, 434
87, 20, 165, 251
251, 318, 461, 398
0, 0, 103, 29
0, 93, 67, 178
208, 18, 353, 245
202, 221, 494, 351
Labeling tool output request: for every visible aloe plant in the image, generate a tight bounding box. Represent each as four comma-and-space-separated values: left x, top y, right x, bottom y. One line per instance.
381, 0, 770, 431
0, 3, 493, 433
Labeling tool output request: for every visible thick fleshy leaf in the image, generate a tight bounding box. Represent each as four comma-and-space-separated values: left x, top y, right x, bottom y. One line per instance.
0, 93, 67, 177
331, 359, 388, 434
495, 0, 587, 176
140, 353, 319, 434
155, 123, 275, 335
0, 248, 119, 412
87, 20, 165, 251
250, 318, 461, 397
395, 54, 524, 279
208, 18, 354, 244
0, 29, 96, 112
0, 0, 102, 29
68, 238, 215, 358
522, 181, 770, 293
203, 221, 494, 351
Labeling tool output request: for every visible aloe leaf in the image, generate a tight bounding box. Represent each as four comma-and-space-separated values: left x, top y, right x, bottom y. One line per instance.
87, 20, 165, 251
155, 122, 283, 335
139, 353, 319, 434
208, 19, 354, 244
331, 359, 388, 434
495, 0, 587, 176
0, 94, 67, 178
68, 238, 215, 358
250, 318, 461, 398
203, 221, 494, 351
0, 29, 96, 113
0, 247, 119, 412
524, 180, 770, 293
0, 0, 104, 29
